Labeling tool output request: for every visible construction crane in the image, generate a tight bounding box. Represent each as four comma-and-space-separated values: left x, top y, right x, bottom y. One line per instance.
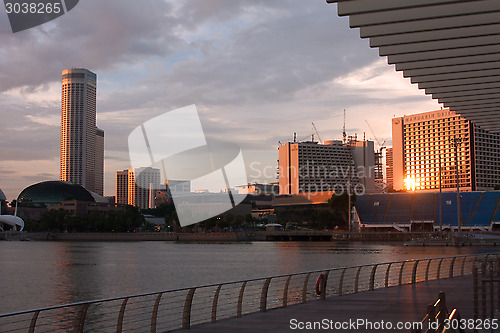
365, 120, 386, 187
311, 122, 323, 144
365, 120, 386, 150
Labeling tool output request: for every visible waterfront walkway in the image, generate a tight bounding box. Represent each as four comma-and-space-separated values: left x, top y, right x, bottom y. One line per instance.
183, 275, 477, 333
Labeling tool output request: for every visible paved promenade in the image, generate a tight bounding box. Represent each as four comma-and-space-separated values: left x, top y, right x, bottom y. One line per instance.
183, 276, 480, 333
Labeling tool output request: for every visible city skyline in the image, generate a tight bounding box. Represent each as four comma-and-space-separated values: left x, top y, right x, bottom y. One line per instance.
0, 0, 441, 201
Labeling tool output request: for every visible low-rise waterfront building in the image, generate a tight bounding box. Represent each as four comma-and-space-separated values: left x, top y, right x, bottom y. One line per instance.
237, 183, 279, 195
355, 191, 500, 232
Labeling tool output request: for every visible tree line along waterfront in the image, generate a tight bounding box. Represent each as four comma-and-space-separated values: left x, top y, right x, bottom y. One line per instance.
5, 193, 354, 233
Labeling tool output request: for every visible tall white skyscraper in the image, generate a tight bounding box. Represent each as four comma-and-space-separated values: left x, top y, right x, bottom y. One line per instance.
60, 68, 104, 195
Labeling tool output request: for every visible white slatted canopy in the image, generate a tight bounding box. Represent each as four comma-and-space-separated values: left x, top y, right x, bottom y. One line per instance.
327, 0, 500, 132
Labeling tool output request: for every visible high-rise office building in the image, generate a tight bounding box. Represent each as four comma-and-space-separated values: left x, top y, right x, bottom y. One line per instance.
392, 108, 500, 191
115, 170, 129, 205
60, 68, 104, 195
385, 148, 393, 187
278, 139, 376, 196
115, 168, 160, 209
95, 128, 104, 195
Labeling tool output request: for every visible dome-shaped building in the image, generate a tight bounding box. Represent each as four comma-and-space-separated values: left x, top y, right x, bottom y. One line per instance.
18, 181, 106, 207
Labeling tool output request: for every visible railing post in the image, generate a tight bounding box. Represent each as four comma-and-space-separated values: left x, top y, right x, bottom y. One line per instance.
473, 262, 478, 322
425, 259, 432, 281
449, 257, 456, 278
211, 284, 222, 323
425, 303, 436, 331
482, 264, 487, 319
437, 258, 444, 279
354, 266, 362, 293
460, 256, 467, 276
490, 264, 494, 319
369, 264, 378, 291
481, 254, 490, 276
151, 292, 164, 333
320, 271, 329, 300
338, 268, 347, 296
302, 273, 312, 303
74, 303, 90, 333
260, 278, 272, 312
399, 261, 406, 285
182, 288, 196, 329
437, 291, 448, 323
282, 275, 292, 307
116, 297, 129, 333
385, 263, 392, 288
237, 281, 247, 317
497, 255, 500, 311
412, 260, 419, 284
481, 254, 488, 317
28, 310, 40, 333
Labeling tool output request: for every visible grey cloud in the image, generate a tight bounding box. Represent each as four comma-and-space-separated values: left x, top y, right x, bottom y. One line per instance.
91, 0, 380, 135
0, 102, 59, 161
24, 172, 57, 181
0, 168, 17, 175
0, 0, 181, 92
173, 0, 285, 28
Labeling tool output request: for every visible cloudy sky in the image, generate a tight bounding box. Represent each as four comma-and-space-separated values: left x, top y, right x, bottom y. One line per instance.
0, 0, 441, 200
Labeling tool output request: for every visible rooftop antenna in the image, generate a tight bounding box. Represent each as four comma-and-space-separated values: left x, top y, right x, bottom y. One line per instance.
293, 132, 296, 143
343, 109, 347, 144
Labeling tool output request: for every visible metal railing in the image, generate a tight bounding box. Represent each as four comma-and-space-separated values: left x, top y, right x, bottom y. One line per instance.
473, 254, 500, 322
413, 291, 466, 333
0, 252, 497, 333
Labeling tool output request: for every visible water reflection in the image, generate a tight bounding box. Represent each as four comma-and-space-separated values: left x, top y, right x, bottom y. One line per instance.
0, 241, 496, 313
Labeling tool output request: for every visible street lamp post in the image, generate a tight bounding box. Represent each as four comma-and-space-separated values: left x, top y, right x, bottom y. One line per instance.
348, 140, 352, 233
439, 152, 442, 233
451, 137, 462, 246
